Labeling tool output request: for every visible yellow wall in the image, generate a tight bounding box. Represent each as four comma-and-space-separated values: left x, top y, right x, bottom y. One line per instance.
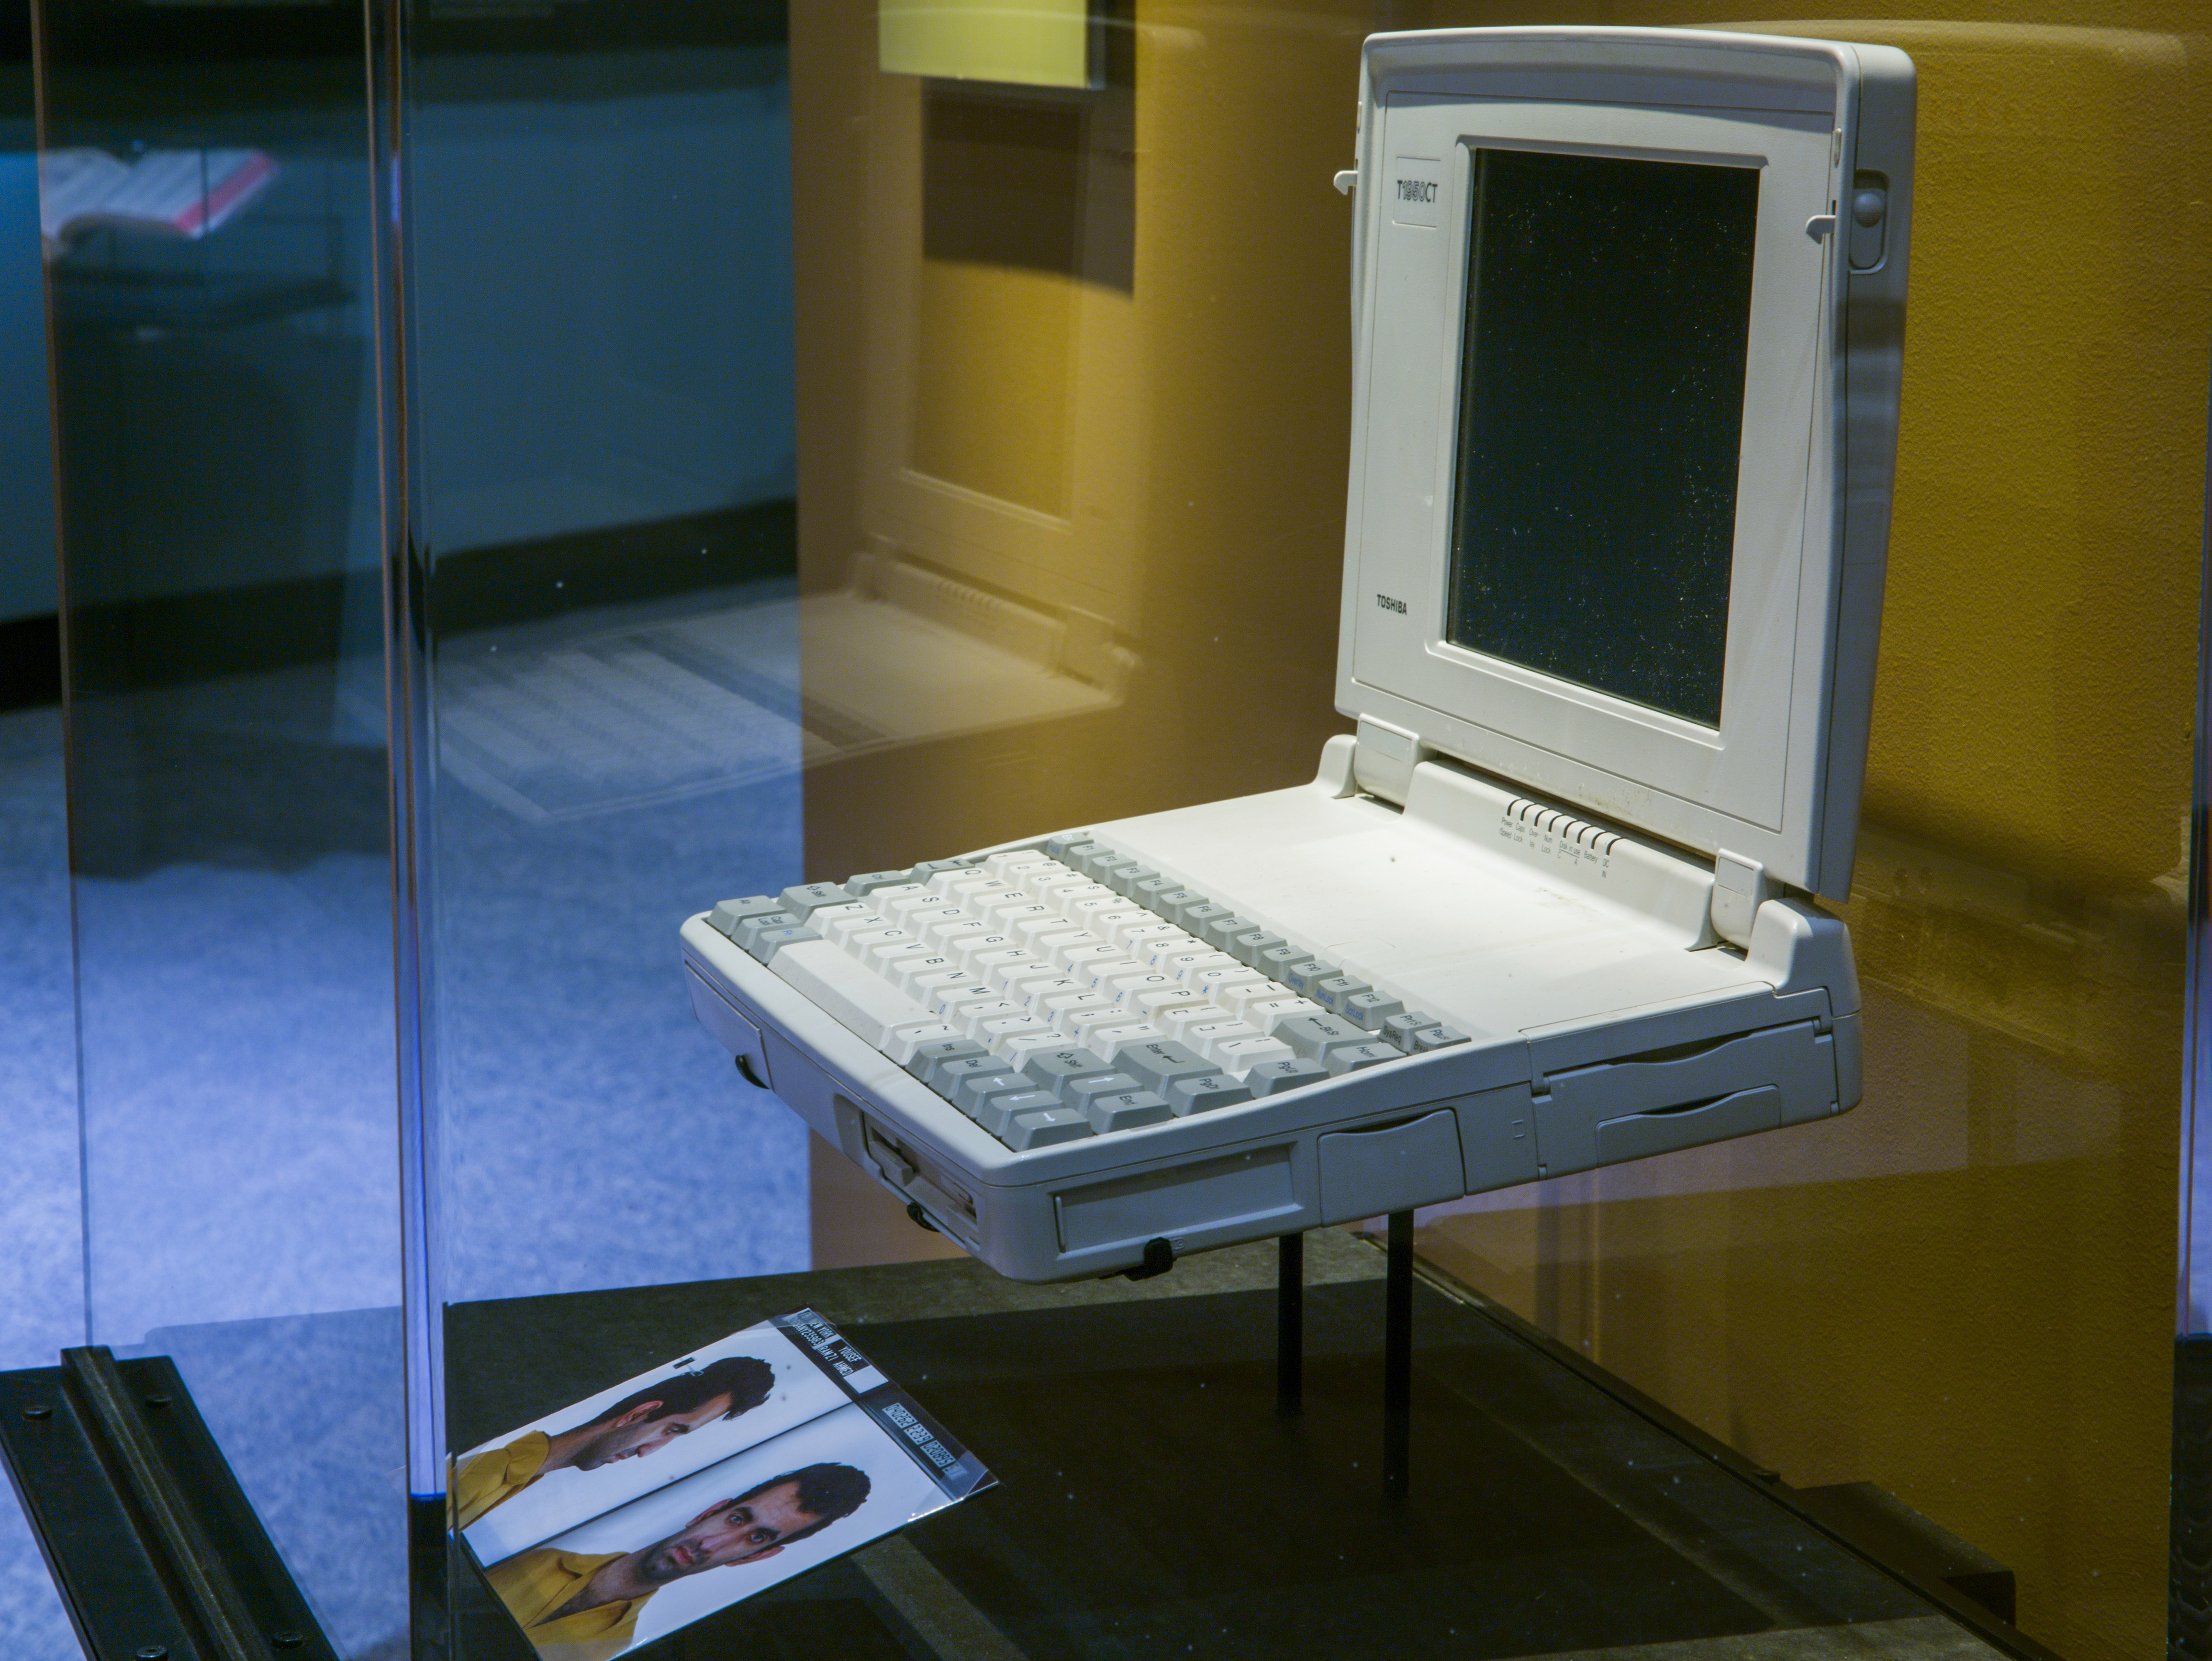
793, 6, 2210, 1655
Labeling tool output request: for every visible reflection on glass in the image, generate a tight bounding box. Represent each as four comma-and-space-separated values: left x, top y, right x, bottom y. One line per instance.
39, 0, 406, 1648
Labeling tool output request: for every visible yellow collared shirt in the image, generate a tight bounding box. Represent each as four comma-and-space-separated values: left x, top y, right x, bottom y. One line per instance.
453, 1431, 551, 1531
485, 1547, 652, 1661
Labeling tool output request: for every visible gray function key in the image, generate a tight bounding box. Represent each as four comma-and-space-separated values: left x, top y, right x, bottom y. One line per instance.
1130, 875, 1182, 912
844, 869, 915, 897
1382, 1012, 1438, 1050
1256, 943, 1307, 980
1315, 976, 1372, 1017
1022, 1048, 1118, 1099
1247, 1058, 1329, 1096
779, 882, 852, 917
708, 895, 785, 941
1063, 1072, 1144, 1113
1412, 1025, 1472, 1052
749, 925, 820, 962
1327, 1042, 1401, 1075
1084, 1089, 1174, 1133
976, 1089, 1061, 1137
735, 910, 801, 953
936, 1056, 1016, 1103
952, 1067, 1033, 1116
1152, 889, 1207, 926
1276, 1013, 1370, 1059
1344, 990, 1406, 1032
1114, 1040, 1215, 1092
1106, 864, 1157, 898
907, 1038, 987, 1087
1182, 903, 1235, 940
1046, 831, 1098, 858
1198, 913, 1254, 950
1230, 930, 1285, 968
1168, 1074, 1254, 1115
1005, 1107, 1094, 1149
1279, 959, 1339, 999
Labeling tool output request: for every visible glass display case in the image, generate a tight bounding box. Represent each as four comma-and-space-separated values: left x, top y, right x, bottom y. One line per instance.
3, 3, 2208, 1660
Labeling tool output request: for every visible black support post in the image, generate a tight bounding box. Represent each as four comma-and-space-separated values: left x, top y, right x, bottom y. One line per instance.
1384, 1210, 1413, 1502
1277, 1232, 1303, 1416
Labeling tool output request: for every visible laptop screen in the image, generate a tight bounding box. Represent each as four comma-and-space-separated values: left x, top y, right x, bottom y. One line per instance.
1445, 146, 1760, 729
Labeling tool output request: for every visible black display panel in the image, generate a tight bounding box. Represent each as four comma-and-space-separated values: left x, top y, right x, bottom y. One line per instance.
1446, 146, 1760, 729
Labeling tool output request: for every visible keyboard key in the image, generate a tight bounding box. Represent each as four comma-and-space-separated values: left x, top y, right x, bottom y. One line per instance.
1058, 943, 1126, 976
1151, 887, 1205, 924
913, 967, 985, 1000
871, 943, 940, 981
935, 986, 1007, 1021
1045, 830, 1098, 857
1160, 1003, 1235, 1041
842, 924, 913, 959
866, 883, 931, 907
950, 933, 1023, 968
972, 946, 1047, 979
1005, 1107, 1094, 1149
1131, 875, 1182, 910
733, 909, 800, 951
1328, 1041, 1402, 1075
907, 1037, 986, 1086
1017, 976, 1087, 1009
1182, 902, 1235, 939
993, 962, 1067, 998
1276, 1012, 1370, 1058
1107, 920, 1184, 953
1113, 1039, 1214, 1091
1345, 990, 1407, 1031
709, 895, 785, 940
1315, 976, 1372, 1016
888, 899, 967, 930
1130, 987, 1212, 1024
887, 954, 958, 992
998, 1030, 1084, 1069
769, 939, 934, 1047
1189, 965, 1265, 1002
1219, 980, 1295, 1020
1199, 914, 1255, 950
1103, 968, 1181, 1002
928, 870, 1008, 898
954, 999, 1028, 1038
1383, 1011, 1437, 1049
780, 882, 852, 917
938, 1055, 1016, 1101
1071, 954, 1146, 990
1158, 949, 1235, 983
1256, 944, 1307, 980
1214, 1036, 1297, 1074
819, 909, 889, 946
1065, 1008, 1141, 1044
1168, 1074, 1254, 1115
750, 925, 820, 962
1064, 1072, 1143, 1112
842, 869, 913, 896
1084, 1023, 1165, 1059
983, 849, 1056, 878
1022, 1048, 1117, 1094
1247, 1058, 1329, 1096
1413, 1025, 1472, 1051
884, 1021, 963, 1066
1185, 1020, 1264, 1063
1102, 862, 1155, 896
952, 1066, 1031, 1116
975, 1089, 1062, 1136
1085, 1089, 1174, 1133
1280, 959, 1339, 998
1243, 995, 1325, 1033
1229, 930, 1286, 967
909, 855, 986, 883
978, 1015, 1055, 1050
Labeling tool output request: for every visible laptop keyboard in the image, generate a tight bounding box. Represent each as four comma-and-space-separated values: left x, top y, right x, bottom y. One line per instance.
704, 832, 1469, 1151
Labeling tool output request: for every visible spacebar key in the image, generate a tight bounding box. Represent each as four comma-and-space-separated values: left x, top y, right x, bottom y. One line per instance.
770, 940, 934, 1050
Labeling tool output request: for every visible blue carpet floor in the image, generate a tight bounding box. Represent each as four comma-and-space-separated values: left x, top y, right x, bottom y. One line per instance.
0, 581, 809, 1655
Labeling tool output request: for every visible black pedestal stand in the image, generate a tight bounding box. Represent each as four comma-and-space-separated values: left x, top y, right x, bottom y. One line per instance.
1277, 1214, 1414, 1501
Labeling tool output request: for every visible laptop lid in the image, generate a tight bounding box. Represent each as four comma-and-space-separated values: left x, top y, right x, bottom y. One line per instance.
1336, 28, 1913, 899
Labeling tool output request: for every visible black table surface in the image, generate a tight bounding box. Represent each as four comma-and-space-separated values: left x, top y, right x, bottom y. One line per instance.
444, 1233, 1994, 1661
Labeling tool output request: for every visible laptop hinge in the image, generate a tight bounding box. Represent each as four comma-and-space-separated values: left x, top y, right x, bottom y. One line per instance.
1353, 715, 1431, 806
1710, 849, 1774, 949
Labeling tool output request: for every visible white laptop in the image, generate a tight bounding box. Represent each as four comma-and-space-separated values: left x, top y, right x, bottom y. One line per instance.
680, 26, 1915, 1282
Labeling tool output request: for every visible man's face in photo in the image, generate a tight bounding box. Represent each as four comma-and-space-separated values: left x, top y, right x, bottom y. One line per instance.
634, 1483, 821, 1581
571, 1394, 736, 1470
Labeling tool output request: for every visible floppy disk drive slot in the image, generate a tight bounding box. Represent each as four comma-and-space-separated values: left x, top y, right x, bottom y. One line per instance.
1532, 1021, 1831, 1176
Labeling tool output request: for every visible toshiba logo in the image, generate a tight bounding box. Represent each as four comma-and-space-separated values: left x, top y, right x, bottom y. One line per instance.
1376, 594, 1408, 615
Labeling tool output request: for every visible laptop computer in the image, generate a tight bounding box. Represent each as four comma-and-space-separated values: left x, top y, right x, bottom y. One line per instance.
681, 25, 1914, 1282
